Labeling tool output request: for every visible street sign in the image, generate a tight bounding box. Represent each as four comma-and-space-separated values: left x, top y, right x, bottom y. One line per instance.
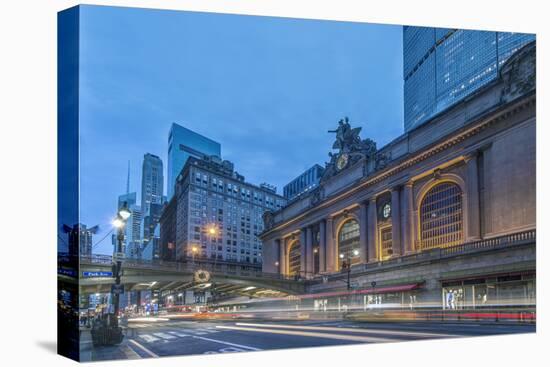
82, 271, 113, 278
111, 284, 124, 294
58, 267, 77, 277
113, 252, 125, 261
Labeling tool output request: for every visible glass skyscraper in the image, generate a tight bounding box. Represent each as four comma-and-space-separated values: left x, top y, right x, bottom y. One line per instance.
403, 26, 535, 132
141, 153, 164, 215
167, 123, 221, 199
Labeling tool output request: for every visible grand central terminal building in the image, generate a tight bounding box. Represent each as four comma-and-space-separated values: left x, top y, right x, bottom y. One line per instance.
260, 42, 536, 311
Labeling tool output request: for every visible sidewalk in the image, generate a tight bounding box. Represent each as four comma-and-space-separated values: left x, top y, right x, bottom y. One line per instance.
80, 327, 142, 361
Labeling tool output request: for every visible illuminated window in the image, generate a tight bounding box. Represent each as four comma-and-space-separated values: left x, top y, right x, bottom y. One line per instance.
380, 227, 393, 259
288, 240, 301, 276
419, 182, 463, 250
338, 219, 361, 267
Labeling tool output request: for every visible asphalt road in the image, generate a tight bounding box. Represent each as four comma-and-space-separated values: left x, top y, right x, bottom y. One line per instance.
90, 319, 535, 361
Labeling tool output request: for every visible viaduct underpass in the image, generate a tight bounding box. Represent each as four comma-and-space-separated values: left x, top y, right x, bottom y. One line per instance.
59, 254, 305, 299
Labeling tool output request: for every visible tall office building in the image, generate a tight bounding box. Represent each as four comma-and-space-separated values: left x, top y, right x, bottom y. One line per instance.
160, 155, 286, 265
124, 204, 142, 259
141, 153, 164, 259
167, 123, 221, 199
141, 153, 164, 215
403, 26, 535, 131
78, 224, 96, 257
115, 192, 142, 259
283, 164, 325, 201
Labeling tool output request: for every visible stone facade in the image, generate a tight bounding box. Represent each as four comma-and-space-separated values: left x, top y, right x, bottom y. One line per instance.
260, 42, 536, 306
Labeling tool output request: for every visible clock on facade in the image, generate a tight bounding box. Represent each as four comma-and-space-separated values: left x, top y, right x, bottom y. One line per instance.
336, 153, 349, 170
382, 203, 391, 219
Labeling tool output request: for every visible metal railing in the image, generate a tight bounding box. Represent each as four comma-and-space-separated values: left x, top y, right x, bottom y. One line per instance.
314, 229, 535, 282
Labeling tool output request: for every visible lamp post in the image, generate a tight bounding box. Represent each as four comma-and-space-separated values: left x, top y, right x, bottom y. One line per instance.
191, 245, 198, 265
207, 224, 219, 268
112, 201, 131, 324
340, 249, 359, 291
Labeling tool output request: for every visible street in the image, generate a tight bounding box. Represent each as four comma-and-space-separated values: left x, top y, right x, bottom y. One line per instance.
87, 319, 535, 361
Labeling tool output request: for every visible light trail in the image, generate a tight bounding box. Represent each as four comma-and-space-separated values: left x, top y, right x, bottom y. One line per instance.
234, 322, 460, 338
215, 325, 397, 343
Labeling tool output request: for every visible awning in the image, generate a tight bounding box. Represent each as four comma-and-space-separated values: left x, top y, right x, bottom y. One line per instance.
296, 283, 422, 300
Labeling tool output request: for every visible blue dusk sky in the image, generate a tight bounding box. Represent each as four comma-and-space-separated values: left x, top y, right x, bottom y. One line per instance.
77, 5, 404, 255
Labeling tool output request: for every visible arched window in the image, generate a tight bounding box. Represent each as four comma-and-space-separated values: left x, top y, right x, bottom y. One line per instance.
419, 182, 463, 250
288, 241, 301, 276
338, 219, 361, 267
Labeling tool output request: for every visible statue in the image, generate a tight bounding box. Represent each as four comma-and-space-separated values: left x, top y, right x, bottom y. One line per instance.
375, 151, 392, 170
321, 117, 379, 183
328, 116, 363, 152
262, 211, 275, 230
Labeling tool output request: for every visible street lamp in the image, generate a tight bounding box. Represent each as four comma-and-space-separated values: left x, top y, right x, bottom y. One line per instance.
191, 245, 198, 264
340, 249, 359, 290
207, 224, 220, 267
112, 202, 131, 323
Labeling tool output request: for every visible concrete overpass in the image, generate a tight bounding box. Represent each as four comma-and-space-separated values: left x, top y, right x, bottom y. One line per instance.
62, 255, 305, 298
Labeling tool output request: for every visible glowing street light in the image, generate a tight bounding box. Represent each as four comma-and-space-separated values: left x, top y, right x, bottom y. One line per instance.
113, 202, 131, 316
118, 201, 131, 220
112, 215, 124, 228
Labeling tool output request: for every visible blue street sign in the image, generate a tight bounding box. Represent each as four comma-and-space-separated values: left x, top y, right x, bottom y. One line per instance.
58, 268, 77, 277
111, 284, 124, 294
82, 271, 113, 278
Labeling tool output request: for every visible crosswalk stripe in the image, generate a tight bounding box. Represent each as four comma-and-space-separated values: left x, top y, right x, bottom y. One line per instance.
138, 334, 160, 342
168, 331, 190, 337
153, 332, 177, 339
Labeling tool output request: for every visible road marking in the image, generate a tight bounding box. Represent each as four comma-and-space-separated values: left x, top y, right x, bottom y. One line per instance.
216, 325, 398, 343
153, 332, 177, 339
204, 346, 249, 354
168, 331, 190, 337
138, 334, 160, 342
123, 344, 143, 359
130, 324, 148, 328
192, 335, 262, 351
128, 339, 159, 358
234, 323, 458, 338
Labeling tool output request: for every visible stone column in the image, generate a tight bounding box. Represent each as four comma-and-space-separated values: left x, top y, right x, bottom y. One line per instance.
278, 238, 286, 275
391, 187, 402, 257
319, 220, 326, 273
325, 217, 335, 272
305, 226, 313, 277
402, 182, 415, 254
367, 197, 378, 262
465, 152, 481, 240
359, 202, 369, 263
299, 229, 307, 277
